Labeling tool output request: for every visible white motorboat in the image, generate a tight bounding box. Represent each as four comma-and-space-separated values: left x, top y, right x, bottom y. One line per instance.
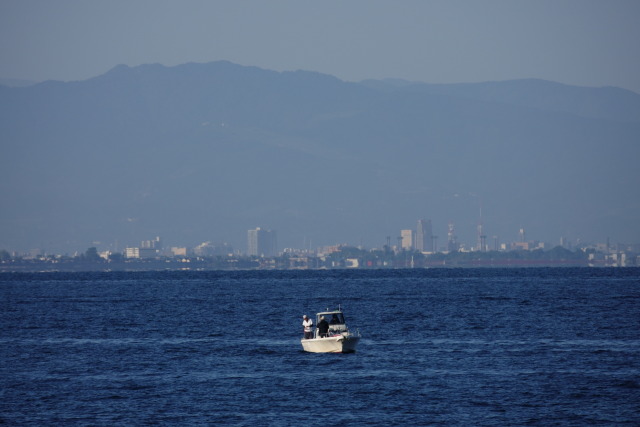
301, 308, 361, 353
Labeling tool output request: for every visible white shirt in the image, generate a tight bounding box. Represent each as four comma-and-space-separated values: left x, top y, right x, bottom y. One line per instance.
302, 318, 313, 332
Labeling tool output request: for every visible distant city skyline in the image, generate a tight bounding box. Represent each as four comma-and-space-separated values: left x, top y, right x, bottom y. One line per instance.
4, 219, 634, 258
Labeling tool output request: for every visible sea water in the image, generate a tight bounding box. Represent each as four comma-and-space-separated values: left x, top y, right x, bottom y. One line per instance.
1, 268, 639, 425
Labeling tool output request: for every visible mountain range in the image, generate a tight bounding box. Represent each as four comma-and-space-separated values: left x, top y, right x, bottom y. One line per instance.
1, 61, 639, 253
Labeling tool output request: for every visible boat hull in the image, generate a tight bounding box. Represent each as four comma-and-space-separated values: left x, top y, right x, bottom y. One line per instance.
301, 335, 360, 353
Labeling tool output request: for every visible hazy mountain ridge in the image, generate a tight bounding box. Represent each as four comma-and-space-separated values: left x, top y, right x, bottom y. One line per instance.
0, 78, 38, 88
1, 61, 638, 252
363, 78, 640, 123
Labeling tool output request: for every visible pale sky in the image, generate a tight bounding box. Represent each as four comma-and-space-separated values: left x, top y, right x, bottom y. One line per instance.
1, 0, 639, 93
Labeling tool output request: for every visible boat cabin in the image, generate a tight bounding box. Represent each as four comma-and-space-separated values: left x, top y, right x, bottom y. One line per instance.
317, 310, 347, 333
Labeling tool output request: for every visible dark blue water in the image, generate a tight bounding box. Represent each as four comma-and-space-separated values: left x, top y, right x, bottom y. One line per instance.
1, 268, 639, 425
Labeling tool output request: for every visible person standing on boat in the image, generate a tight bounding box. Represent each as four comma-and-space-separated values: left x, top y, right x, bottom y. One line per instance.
317, 316, 329, 338
302, 315, 314, 339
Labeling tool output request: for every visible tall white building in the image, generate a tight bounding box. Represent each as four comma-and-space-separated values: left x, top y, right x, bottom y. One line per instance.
247, 227, 277, 257
401, 229, 413, 250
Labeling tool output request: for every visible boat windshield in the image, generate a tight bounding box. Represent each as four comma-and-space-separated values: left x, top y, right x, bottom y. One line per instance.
326, 312, 345, 325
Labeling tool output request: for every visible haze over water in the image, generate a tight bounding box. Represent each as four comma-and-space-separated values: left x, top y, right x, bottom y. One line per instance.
2, 2, 640, 252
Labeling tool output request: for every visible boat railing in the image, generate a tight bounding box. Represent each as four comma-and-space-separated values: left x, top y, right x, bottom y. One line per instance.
313, 327, 360, 339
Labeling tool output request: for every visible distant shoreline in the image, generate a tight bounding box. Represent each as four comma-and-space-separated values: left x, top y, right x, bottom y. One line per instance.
1, 260, 626, 273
